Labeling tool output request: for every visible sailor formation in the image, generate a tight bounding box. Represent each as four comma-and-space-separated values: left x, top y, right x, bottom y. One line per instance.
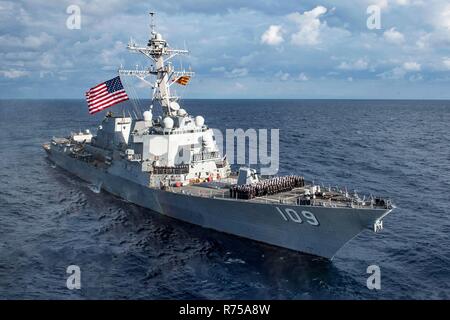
230, 175, 305, 200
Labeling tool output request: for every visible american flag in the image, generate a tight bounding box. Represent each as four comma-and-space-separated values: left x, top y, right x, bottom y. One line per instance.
85, 76, 129, 114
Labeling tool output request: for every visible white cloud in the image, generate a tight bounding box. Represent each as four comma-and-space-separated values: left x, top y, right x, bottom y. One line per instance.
211, 66, 226, 72
403, 61, 421, 71
0, 32, 54, 50
39, 71, 54, 79
0, 69, 30, 79
234, 82, 245, 89
415, 33, 431, 49
24, 32, 54, 49
226, 68, 248, 78
39, 52, 56, 69
377, 67, 406, 79
377, 61, 421, 79
409, 73, 423, 81
369, 0, 389, 9
298, 72, 309, 81
275, 71, 290, 81
442, 57, 450, 69
366, 0, 414, 9
100, 41, 125, 69
261, 25, 284, 45
288, 6, 327, 46
239, 52, 258, 65
437, 4, 450, 29
395, 0, 411, 6
383, 28, 405, 44
337, 58, 369, 70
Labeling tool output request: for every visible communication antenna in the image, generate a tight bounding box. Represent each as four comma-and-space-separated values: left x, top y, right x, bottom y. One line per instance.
149, 12, 156, 34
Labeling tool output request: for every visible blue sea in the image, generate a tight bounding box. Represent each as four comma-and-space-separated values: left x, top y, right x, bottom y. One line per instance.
0, 99, 449, 299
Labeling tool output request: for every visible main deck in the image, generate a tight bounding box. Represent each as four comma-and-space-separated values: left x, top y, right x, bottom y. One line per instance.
168, 177, 391, 210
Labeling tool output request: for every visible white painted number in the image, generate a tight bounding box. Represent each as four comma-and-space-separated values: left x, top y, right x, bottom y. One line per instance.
301, 210, 319, 226
276, 207, 319, 226
285, 208, 302, 223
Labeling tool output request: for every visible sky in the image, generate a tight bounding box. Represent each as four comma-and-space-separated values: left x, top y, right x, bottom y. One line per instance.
1, 0, 450, 99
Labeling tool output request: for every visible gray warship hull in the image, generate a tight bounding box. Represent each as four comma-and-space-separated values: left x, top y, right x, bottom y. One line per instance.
46, 148, 391, 260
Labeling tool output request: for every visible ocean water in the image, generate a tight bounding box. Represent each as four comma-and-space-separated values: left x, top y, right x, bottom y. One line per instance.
0, 99, 449, 299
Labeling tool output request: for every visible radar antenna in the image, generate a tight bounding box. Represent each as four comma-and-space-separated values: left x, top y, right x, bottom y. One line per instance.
119, 11, 194, 117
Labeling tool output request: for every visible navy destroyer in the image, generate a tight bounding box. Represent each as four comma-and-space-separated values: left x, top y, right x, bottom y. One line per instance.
43, 13, 394, 259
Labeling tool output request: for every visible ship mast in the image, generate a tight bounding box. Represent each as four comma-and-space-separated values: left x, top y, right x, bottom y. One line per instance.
118, 12, 194, 117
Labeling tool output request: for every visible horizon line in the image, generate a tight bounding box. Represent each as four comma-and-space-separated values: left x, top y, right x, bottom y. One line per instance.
1, 98, 450, 101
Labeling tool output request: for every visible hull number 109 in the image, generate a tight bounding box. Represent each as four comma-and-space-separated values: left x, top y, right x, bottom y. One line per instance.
275, 207, 320, 226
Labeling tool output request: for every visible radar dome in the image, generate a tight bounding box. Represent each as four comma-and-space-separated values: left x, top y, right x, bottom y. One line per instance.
143, 110, 153, 122
170, 101, 180, 111
163, 117, 174, 129
178, 109, 187, 117
195, 116, 205, 127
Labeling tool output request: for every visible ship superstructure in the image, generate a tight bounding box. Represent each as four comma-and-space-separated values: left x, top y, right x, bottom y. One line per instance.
43, 13, 393, 259
107, 13, 229, 188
